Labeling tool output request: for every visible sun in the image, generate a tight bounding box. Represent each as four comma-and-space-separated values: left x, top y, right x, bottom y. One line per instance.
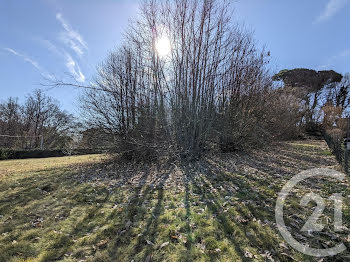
155, 35, 171, 58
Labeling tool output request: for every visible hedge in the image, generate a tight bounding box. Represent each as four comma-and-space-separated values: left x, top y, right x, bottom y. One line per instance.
0, 148, 107, 160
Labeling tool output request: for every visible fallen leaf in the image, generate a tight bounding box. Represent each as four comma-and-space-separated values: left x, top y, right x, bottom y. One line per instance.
146, 240, 154, 246
244, 250, 253, 258
159, 241, 169, 248
96, 239, 108, 248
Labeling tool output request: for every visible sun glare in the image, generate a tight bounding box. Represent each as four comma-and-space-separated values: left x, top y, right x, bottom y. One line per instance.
155, 35, 171, 58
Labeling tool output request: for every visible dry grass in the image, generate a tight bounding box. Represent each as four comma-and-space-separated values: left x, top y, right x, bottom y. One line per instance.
0, 140, 349, 261
0, 154, 106, 177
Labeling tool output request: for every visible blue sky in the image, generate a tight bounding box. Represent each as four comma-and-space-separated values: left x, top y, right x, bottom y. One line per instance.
1, 0, 350, 115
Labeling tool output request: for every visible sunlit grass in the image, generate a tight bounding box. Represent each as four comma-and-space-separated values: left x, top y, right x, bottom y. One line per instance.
0, 154, 106, 177
0, 141, 349, 261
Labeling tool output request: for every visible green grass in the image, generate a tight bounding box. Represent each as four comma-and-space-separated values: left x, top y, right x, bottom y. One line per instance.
0, 154, 106, 176
0, 141, 349, 261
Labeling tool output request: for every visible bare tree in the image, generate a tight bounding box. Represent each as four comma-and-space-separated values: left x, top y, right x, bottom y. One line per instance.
0, 90, 74, 150
0, 97, 22, 147
80, 0, 272, 159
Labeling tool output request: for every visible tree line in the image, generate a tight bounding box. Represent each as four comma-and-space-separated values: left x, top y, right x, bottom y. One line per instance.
0, 89, 74, 150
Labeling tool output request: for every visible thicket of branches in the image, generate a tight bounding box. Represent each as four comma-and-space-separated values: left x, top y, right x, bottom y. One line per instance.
0, 89, 73, 149
81, 0, 276, 159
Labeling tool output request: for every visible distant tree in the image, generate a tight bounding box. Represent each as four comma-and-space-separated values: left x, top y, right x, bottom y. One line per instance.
0, 97, 22, 147
324, 73, 350, 111
322, 73, 350, 129
0, 89, 74, 150
273, 68, 343, 127
272, 69, 342, 90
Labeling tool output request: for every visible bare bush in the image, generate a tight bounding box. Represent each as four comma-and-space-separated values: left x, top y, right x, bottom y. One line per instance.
80, 0, 272, 159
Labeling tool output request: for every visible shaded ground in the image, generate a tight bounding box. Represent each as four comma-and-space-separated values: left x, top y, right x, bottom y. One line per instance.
0, 140, 349, 261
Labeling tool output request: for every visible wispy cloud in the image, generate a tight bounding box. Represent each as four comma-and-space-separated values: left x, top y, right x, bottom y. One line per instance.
40, 39, 61, 56
4, 47, 53, 79
53, 13, 87, 82
56, 13, 88, 57
315, 0, 349, 23
64, 52, 85, 83
4, 48, 40, 70
39, 39, 86, 83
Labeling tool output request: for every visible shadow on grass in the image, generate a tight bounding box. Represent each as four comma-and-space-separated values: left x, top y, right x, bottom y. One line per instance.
1, 141, 349, 262
135, 168, 171, 261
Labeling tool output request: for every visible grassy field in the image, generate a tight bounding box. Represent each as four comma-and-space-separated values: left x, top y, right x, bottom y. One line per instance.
0, 140, 349, 262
